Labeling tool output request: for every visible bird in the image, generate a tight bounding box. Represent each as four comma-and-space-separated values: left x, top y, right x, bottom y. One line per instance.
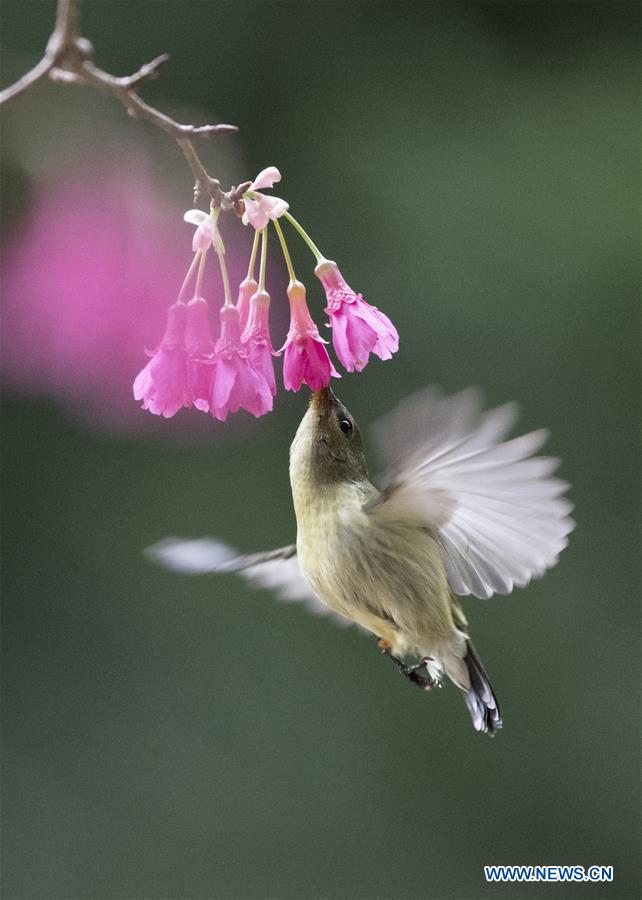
147, 385, 574, 736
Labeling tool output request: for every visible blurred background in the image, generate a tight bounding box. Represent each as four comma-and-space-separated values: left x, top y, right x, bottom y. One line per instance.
1, 2, 640, 898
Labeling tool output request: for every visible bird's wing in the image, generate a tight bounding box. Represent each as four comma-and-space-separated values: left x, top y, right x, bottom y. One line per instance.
145, 537, 353, 625
369, 386, 575, 599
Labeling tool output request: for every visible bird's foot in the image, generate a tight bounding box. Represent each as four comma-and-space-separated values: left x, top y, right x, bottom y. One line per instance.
398, 658, 439, 691
377, 640, 439, 691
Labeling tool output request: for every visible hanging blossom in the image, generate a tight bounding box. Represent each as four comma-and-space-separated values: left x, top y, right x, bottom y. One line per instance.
241, 289, 279, 396
133, 291, 216, 418
133, 167, 400, 423
184, 209, 225, 253
185, 296, 215, 412
281, 280, 339, 392
189, 208, 273, 420
210, 305, 273, 420
133, 301, 190, 418
242, 167, 289, 231
134, 216, 217, 418
315, 258, 399, 372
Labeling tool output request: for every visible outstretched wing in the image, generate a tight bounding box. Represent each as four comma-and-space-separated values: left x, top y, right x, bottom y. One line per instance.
369, 386, 575, 599
145, 537, 353, 625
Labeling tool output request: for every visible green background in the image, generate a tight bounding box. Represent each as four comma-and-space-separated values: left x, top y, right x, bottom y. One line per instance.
1, 2, 640, 898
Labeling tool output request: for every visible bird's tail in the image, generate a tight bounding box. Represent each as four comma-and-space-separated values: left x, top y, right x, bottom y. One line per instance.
462, 642, 502, 736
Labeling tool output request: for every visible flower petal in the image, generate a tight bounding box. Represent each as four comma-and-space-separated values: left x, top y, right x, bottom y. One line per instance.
303, 337, 340, 390
282, 335, 339, 392
243, 198, 270, 231
133, 359, 153, 401
261, 195, 289, 221
246, 340, 277, 395
184, 209, 208, 226
328, 308, 354, 371
134, 347, 190, 418
192, 219, 215, 252
189, 358, 213, 412
282, 342, 304, 392
352, 298, 399, 358
251, 166, 282, 191
234, 362, 273, 417
211, 355, 237, 416
210, 352, 272, 419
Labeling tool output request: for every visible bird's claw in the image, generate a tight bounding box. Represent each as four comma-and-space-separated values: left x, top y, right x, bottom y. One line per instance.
378, 640, 439, 691
399, 660, 438, 691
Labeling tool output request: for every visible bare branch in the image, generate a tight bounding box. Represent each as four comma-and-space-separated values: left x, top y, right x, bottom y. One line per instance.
50, 0, 81, 49
0, 0, 85, 108
0, 55, 57, 108
78, 59, 237, 142
0, 0, 241, 207
114, 53, 171, 90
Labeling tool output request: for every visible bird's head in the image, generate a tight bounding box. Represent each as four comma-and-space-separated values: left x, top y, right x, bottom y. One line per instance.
289, 386, 369, 492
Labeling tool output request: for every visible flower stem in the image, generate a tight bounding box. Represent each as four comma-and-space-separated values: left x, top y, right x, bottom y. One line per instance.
246, 227, 260, 280
177, 251, 201, 303
210, 207, 224, 255
283, 211, 324, 262
258, 227, 268, 292
217, 248, 233, 307
273, 219, 296, 283
194, 249, 208, 299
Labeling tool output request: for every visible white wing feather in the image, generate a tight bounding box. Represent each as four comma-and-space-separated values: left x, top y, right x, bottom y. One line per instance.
370, 387, 574, 599
145, 537, 353, 625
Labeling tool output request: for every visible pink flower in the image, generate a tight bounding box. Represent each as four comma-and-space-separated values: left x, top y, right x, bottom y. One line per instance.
185, 297, 215, 412
281, 280, 339, 392
184, 209, 223, 253
315, 259, 399, 372
210, 305, 273, 421
241, 289, 278, 396
243, 167, 289, 231
133, 296, 217, 417
236, 276, 258, 334
133, 302, 190, 418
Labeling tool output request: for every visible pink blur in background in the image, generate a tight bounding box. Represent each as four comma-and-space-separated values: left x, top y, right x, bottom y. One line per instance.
2, 165, 250, 435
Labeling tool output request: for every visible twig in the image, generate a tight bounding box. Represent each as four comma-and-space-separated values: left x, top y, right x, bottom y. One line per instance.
0, 54, 58, 107
0, 0, 245, 207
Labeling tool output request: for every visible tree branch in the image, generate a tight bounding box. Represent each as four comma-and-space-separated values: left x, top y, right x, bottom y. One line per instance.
0, 0, 245, 207
0, 54, 57, 107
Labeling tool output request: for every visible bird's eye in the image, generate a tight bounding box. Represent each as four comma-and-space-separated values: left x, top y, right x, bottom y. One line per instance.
339, 418, 353, 436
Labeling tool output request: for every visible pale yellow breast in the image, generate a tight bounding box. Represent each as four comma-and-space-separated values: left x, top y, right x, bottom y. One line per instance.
294, 484, 369, 615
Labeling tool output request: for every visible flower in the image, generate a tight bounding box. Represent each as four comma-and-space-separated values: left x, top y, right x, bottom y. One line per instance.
236, 276, 258, 334
133, 296, 217, 417
210, 305, 273, 420
315, 259, 399, 372
241, 289, 278, 396
184, 209, 224, 253
185, 297, 215, 412
243, 167, 289, 231
281, 280, 339, 392
133, 302, 190, 418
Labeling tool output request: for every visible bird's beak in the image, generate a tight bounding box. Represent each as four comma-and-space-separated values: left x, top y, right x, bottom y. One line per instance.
310, 386, 336, 408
